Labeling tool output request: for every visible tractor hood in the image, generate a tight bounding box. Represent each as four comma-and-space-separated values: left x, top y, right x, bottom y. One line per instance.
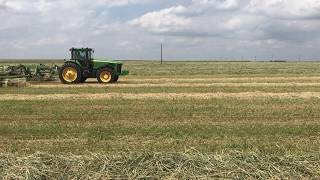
92, 59, 126, 74
93, 59, 122, 64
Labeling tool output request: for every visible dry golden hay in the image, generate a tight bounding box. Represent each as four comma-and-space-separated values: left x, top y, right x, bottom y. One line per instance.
0, 151, 319, 179
1, 92, 320, 101
0, 78, 29, 88
30, 82, 320, 88
124, 76, 320, 82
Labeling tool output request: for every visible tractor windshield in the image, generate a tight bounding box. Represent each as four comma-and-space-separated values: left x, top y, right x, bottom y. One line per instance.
72, 50, 87, 60
79, 51, 86, 59
70, 48, 93, 60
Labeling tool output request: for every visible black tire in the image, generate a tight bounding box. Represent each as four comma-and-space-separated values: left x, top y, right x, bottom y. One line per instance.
97, 67, 115, 83
59, 63, 82, 84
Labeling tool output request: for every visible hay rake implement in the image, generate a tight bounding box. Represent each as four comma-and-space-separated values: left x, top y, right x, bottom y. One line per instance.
0, 64, 58, 87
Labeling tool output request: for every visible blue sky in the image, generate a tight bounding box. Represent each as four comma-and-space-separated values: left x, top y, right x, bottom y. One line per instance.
0, 0, 320, 60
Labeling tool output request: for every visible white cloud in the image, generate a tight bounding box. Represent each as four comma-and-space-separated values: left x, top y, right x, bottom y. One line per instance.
192, 0, 240, 10
96, 0, 154, 7
247, 0, 320, 19
129, 0, 246, 36
130, 5, 191, 33
130, 0, 320, 40
0, 0, 152, 12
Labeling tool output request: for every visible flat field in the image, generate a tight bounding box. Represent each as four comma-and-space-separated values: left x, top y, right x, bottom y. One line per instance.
1, 61, 320, 179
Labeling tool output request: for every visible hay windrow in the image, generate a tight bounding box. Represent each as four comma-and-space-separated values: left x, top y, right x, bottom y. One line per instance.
30, 82, 320, 88
124, 76, 320, 82
1, 92, 320, 101
0, 151, 319, 179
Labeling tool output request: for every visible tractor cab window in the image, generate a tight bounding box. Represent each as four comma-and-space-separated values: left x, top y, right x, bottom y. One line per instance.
72, 50, 86, 60
88, 51, 92, 60
74, 51, 86, 60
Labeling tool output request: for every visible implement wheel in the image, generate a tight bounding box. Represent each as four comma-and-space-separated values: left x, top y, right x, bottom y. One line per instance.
59, 63, 82, 84
97, 67, 115, 83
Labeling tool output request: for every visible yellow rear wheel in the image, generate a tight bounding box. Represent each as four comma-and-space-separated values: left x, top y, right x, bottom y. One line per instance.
59, 63, 82, 84
62, 67, 78, 83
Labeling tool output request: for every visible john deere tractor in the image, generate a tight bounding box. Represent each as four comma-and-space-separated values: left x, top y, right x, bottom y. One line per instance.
59, 48, 128, 84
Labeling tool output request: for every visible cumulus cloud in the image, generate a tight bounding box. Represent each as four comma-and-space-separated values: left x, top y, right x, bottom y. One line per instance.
130, 5, 191, 33
130, 0, 250, 37
130, 0, 320, 42
247, 0, 320, 19
192, 0, 240, 10
96, 0, 154, 7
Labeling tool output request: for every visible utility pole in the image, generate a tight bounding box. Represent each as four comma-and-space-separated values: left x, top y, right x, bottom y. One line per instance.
160, 43, 163, 65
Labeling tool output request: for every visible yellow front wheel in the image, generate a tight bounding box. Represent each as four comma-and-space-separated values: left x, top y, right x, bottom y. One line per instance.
100, 71, 112, 83
97, 68, 115, 83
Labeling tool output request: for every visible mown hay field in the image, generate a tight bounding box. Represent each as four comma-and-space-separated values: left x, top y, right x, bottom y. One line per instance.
1, 61, 320, 179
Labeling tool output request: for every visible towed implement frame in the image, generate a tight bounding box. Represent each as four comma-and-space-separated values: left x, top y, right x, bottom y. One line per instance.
0, 64, 59, 87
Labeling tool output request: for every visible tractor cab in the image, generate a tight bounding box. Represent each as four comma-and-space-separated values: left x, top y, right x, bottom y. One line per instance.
70, 48, 93, 68
70, 48, 93, 61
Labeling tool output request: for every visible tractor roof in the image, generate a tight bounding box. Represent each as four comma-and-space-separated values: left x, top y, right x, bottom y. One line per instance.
70, 47, 93, 51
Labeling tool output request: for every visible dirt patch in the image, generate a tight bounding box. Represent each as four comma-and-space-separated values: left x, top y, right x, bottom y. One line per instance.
1, 92, 320, 101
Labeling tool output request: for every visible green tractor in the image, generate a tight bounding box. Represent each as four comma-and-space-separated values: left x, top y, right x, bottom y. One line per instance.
59, 48, 128, 84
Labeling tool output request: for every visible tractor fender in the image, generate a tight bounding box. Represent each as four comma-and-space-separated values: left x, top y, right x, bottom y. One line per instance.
64, 60, 82, 68
99, 65, 115, 70
102, 64, 125, 76
93, 65, 115, 76
95, 65, 116, 72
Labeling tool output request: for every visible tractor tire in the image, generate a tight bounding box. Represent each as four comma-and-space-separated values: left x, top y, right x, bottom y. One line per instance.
59, 63, 83, 84
97, 67, 115, 84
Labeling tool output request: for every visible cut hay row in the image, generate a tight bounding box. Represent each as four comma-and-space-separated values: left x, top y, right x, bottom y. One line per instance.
0, 78, 28, 88
124, 76, 320, 82
0, 151, 319, 179
2, 92, 320, 101
31, 82, 320, 88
